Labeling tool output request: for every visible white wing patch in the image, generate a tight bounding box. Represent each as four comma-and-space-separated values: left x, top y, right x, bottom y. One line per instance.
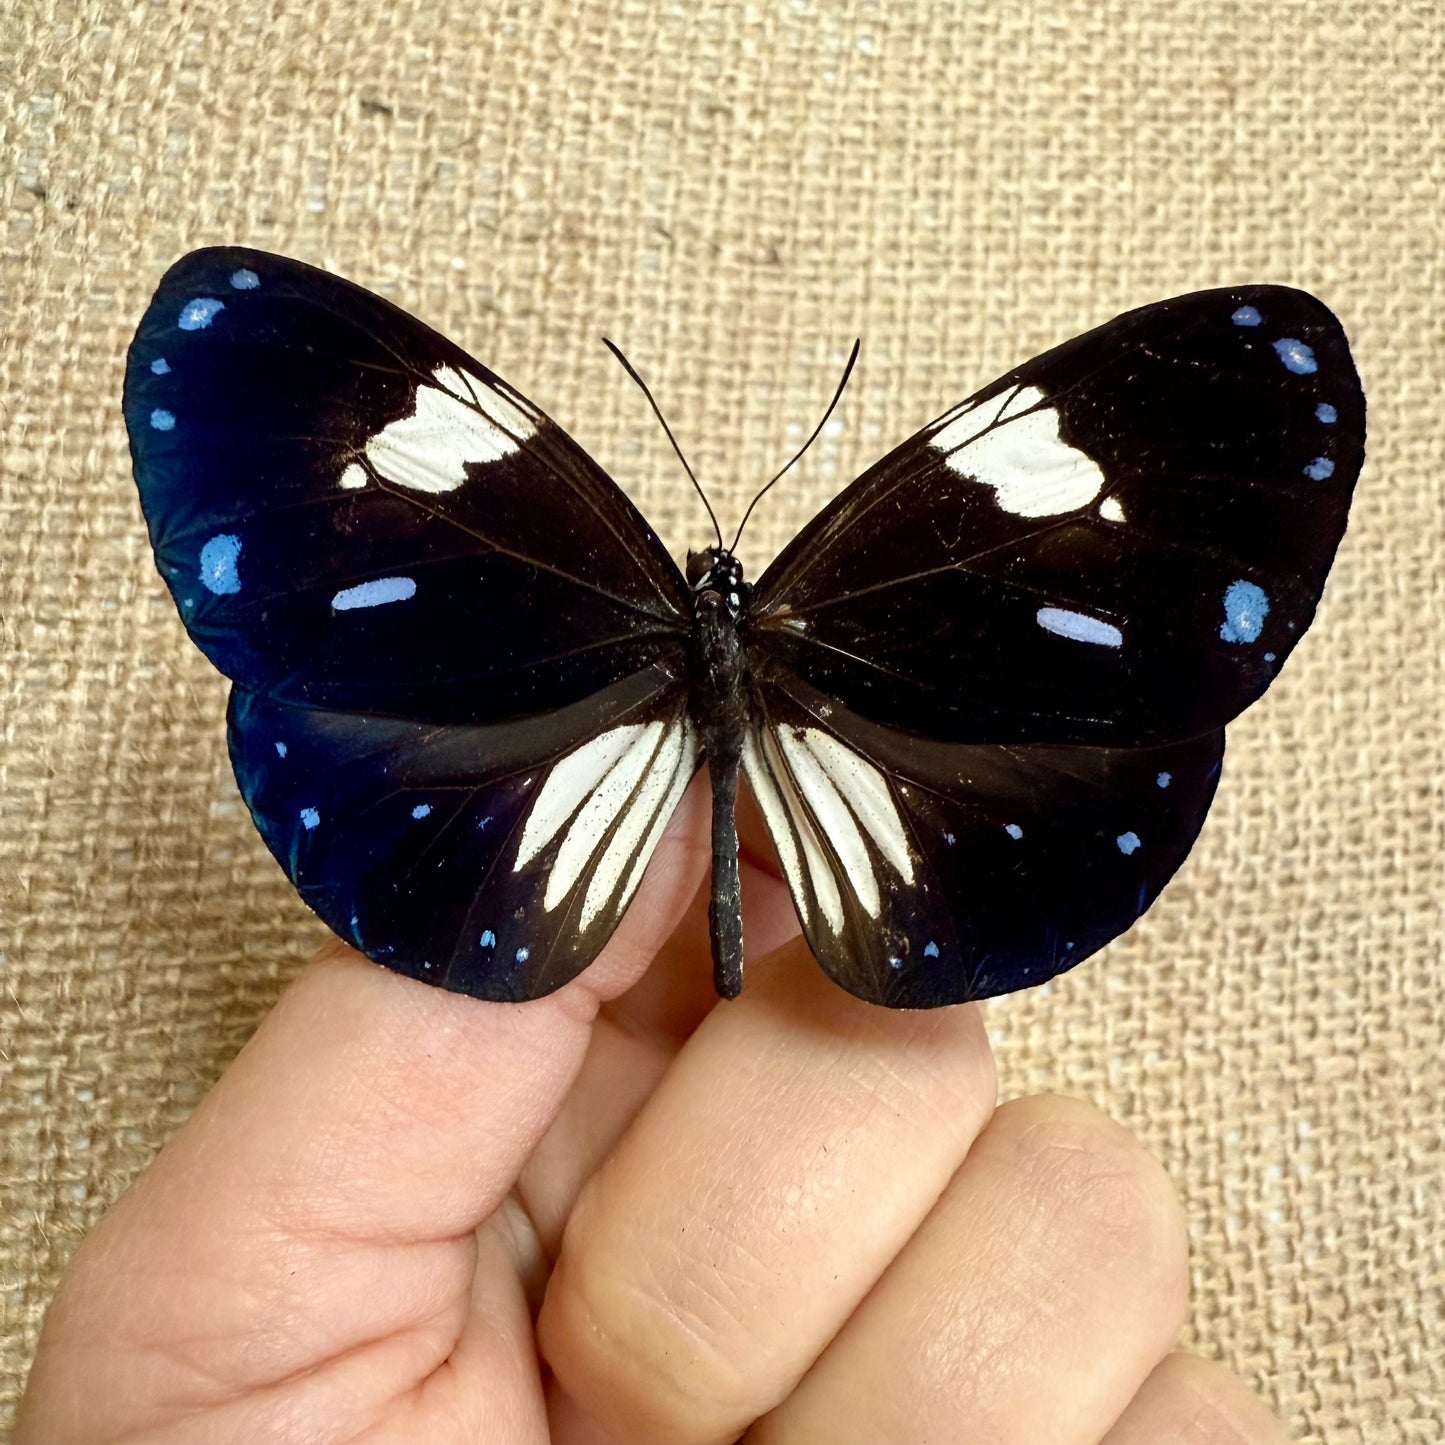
515, 725, 642, 871
545, 722, 664, 912
744, 724, 915, 937
364, 364, 539, 494
583, 716, 697, 927
930, 384, 1105, 518
514, 715, 700, 929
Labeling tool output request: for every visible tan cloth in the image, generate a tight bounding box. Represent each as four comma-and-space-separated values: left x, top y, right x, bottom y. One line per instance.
2, 0, 1441, 1434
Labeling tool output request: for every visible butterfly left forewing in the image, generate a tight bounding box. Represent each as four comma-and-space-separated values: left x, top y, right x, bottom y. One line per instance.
125, 247, 692, 725
744, 671, 1223, 1007
228, 667, 700, 1000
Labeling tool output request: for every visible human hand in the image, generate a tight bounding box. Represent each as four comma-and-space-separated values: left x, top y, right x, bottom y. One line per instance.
17, 781, 1287, 1443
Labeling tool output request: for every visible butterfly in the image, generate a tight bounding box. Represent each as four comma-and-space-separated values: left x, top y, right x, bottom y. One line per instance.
124, 249, 1364, 1008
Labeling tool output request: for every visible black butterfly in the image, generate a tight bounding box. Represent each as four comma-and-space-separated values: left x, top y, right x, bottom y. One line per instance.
124, 250, 1363, 1008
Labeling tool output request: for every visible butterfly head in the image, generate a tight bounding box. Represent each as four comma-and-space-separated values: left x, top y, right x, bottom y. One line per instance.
687, 547, 750, 620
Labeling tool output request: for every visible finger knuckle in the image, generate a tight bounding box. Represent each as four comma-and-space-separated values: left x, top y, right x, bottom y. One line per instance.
998, 1095, 1188, 1294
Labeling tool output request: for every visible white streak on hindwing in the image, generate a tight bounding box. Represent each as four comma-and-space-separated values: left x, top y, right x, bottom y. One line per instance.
580, 717, 696, 928
801, 729, 914, 882
544, 721, 663, 913
777, 729, 880, 916
746, 724, 918, 937
743, 733, 812, 928
745, 731, 844, 934
515, 725, 642, 871
929, 384, 1104, 517
365, 364, 538, 494
760, 729, 845, 934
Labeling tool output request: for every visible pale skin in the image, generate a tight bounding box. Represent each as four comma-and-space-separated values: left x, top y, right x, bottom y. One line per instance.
18, 780, 1289, 1444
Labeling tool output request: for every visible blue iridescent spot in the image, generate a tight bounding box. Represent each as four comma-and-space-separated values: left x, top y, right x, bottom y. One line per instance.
480, 930, 496, 948
1231, 304, 1263, 327
1004, 823, 1024, 840
1036, 606, 1123, 648
1116, 831, 1141, 855
1220, 578, 1269, 644
274, 740, 287, 758
515, 946, 531, 963
332, 576, 417, 611
411, 803, 432, 819
1316, 402, 1337, 424
1156, 771, 1171, 788
1264, 651, 1276, 662
198, 533, 242, 595
923, 941, 940, 959
177, 297, 224, 330
299, 806, 320, 830
150, 356, 171, 375
1272, 337, 1317, 374
229, 268, 260, 290
888, 956, 903, 970
149, 408, 175, 431
943, 831, 956, 845
1304, 456, 1335, 481
476, 815, 493, 831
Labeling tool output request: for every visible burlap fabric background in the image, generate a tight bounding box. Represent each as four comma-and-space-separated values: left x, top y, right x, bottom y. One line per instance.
2, 1, 1441, 1437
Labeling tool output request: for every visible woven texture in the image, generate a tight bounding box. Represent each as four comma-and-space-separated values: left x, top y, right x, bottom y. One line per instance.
2, 1, 1442, 1436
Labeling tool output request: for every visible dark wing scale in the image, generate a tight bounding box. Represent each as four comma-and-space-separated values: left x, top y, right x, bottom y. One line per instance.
229, 666, 701, 1001
125, 247, 691, 725
744, 671, 1223, 1007
751, 286, 1364, 747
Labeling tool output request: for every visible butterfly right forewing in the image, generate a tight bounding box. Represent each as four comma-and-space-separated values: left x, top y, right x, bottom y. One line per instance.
750, 286, 1364, 749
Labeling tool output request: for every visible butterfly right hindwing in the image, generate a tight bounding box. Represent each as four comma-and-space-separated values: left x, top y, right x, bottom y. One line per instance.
744, 670, 1223, 1006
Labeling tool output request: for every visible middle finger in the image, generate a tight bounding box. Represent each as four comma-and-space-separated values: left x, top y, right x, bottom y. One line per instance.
538, 938, 997, 1445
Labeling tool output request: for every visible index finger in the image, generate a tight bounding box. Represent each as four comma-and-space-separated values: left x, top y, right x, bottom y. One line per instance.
20, 779, 711, 1431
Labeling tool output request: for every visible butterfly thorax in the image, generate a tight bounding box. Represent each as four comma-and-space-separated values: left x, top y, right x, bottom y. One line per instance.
686, 548, 750, 748
686, 546, 750, 997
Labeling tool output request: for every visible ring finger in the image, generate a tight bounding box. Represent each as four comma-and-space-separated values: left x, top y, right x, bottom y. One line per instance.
748, 1093, 1190, 1444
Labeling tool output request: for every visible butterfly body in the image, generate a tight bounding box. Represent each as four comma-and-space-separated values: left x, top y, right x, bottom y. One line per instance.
126, 250, 1363, 1008
686, 546, 752, 996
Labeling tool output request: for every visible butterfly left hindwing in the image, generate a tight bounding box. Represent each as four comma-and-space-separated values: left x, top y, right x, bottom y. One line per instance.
228, 670, 699, 1000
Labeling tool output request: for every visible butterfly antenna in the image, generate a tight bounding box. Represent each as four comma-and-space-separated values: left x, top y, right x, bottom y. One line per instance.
602, 337, 724, 550
729, 338, 861, 553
